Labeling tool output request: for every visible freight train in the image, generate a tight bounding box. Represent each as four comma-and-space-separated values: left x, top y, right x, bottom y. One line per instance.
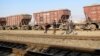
0, 5, 100, 30
0, 9, 71, 30
82, 5, 100, 30
33, 4, 100, 30
0, 14, 32, 30
33, 9, 71, 30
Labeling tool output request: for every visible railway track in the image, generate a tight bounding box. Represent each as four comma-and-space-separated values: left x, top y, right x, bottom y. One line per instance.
0, 32, 100, 56
0, 41, 100, 56
0, 44, 100, 56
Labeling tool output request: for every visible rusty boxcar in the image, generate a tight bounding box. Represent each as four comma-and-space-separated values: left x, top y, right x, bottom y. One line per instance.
83, 5, 100, 30
33, 9, 71, 30
0, 17, 6, 30
5, 14, 32, 30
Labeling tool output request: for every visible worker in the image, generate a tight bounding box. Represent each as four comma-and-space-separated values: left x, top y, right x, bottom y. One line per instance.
52, 20, 57, 34
44, 23, 48, 34
65, 20, 70, 34
44, 23, 51, 34
61, 20, 73, 34
69, 20, 74, 31
66, 20, 75, 34
66, 20, 73, 34
69, 20, 77, 35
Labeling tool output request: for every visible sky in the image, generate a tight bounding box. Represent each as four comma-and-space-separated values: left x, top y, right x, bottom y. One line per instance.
0, 0, 100, 21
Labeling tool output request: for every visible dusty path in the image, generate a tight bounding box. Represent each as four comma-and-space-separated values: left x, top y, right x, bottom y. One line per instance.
0, 30, 100, 36
0, 30, 100, 50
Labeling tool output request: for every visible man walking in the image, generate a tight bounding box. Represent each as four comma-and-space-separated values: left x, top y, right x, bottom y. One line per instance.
44, 23, 48, 34
52, 20, 57, 34
66, 20, 74, 34
61, 20, 74, 34
69, 20, 77, 35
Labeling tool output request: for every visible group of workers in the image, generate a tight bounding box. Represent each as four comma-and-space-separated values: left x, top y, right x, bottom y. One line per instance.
44, 19, 75, 35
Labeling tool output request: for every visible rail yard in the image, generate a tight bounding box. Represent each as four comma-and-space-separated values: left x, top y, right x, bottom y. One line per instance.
0, 30, 100, 56
0, 4, 100, 56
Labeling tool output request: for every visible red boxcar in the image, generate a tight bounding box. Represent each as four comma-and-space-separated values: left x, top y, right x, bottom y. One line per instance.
6, 14, 31, 26
33, 9, 71, 29
83, 5, 100, 30
84, 5, 100, 22
5, 14, 32, 30
34, 9, 71, 25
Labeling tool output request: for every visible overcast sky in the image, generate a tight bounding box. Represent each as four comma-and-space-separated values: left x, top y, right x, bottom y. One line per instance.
0, 0, 100, 21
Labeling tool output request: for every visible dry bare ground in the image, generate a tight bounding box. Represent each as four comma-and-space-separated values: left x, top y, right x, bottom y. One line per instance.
0, 30, 100, 50
0, 30, 100, 36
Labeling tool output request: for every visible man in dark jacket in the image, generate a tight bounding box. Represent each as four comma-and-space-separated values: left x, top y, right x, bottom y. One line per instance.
44, 23, 50, 34
52, 20, 57, 34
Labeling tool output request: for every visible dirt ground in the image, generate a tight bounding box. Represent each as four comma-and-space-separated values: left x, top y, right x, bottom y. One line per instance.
0, 30, 100, 36
0, 30, 100, 50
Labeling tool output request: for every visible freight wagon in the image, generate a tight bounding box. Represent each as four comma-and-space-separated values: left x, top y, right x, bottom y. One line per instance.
5, 14, 32, 30
0, 17, 6, 30
33, 9, 71, 30
83, 5, 100, 30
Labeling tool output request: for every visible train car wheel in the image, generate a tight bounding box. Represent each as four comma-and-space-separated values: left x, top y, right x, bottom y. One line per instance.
34, 26, 40, 30
89, 24, 96, 31
5, 26, 12, 30
24, 26, 29, 30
